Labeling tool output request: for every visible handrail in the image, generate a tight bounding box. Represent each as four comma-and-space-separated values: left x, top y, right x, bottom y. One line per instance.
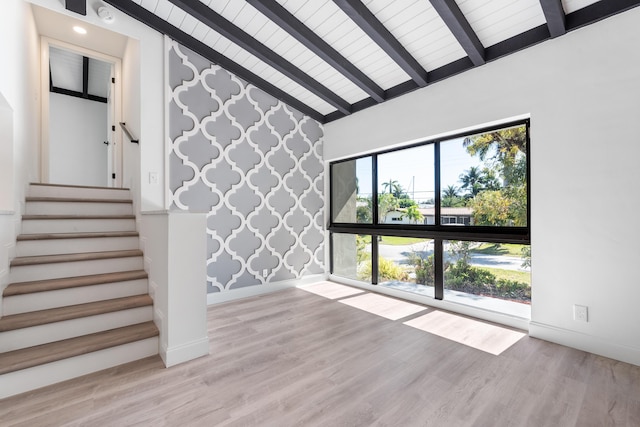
119, 122, 139, 144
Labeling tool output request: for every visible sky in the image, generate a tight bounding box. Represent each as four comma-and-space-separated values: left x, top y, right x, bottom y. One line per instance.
355, 137, 486, 204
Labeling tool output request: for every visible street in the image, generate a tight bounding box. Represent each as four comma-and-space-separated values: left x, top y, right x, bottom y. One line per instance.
374, 242, 529, 271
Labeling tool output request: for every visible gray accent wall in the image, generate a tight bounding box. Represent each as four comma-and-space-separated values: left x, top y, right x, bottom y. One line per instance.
167, 41, 325, 293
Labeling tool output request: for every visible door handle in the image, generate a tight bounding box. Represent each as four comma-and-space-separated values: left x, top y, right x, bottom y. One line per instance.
103, 141, 109, 145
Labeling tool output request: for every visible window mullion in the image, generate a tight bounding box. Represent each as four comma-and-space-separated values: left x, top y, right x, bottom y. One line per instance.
434, 238, 444, 299
372, 154, 378, 225
371, 155, 379, 285
371, 234, 378, 285
435, 140, 441, 227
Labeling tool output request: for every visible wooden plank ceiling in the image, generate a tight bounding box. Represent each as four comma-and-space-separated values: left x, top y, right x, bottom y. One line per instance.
103, 0, 639, 123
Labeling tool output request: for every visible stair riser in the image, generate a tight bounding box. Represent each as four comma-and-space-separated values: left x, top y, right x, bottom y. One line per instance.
3, 279, 149, 315
25, 201, 133, 216
0, 307, 153, 352
21, 218, 136, 234
16, 236, 140, 257
28, 185, 131, 200
0, 337, 158, 399
10, 257, 144, 283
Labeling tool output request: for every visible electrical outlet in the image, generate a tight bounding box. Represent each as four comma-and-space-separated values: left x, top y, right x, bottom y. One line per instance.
149, 172, 158, 184
573, 304, 588, 322
262, 269, 268, 278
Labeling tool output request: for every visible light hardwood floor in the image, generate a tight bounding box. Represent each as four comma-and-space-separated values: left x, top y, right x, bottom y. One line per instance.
1, 283, 639, 426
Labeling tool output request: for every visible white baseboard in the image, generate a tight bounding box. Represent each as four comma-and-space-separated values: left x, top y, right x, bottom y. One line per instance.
148, 279, 158, 300
6, 241, 15, 264
207, 274, 328, 305
0, 266, 7, 288
529, 321, 640, 367
161, 336, 209, 368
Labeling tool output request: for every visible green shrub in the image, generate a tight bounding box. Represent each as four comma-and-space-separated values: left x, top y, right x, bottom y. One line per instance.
444, 260, 530, 302
358, 257, 409, 282
495, 278, 531, 300
408, 252, 435, 286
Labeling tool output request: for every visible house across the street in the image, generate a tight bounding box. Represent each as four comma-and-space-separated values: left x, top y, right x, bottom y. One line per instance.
384, 207, 473, 225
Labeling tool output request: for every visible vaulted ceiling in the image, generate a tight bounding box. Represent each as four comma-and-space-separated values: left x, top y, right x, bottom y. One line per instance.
103, 0, 640, 123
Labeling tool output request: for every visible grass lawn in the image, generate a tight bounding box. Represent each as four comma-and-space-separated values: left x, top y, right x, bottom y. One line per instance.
380, 236, 431, 246
476, 266, 531, 285
471, 243, 528, 257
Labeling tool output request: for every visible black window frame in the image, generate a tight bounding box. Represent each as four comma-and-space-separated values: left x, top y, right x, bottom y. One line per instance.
329, 119, 531, 294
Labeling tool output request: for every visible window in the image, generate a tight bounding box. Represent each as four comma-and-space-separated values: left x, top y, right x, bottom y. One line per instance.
377, 236, 435, 298
331, 233, 371, 282
377, 144, 434, 225
331, 156, 373, 224
329, 120, 530, 312
441, 216, 456, 224
444, 240, 531, 305
440, 124, 527, 227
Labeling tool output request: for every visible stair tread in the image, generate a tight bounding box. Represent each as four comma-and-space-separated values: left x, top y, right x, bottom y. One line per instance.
0, 295, 153, 332
22, 214, 136, 220
26, 197, 132, 204
29, 183, 130, 191
0, 322, 158, 375
4, 270, 148, 296
11, 250, 143, 267
17, 231, 139, 241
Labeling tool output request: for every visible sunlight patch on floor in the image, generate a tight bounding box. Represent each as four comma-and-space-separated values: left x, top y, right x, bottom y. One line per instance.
339, 293, 428, 320
404, 310, 526, 355
299, 281, 365, 299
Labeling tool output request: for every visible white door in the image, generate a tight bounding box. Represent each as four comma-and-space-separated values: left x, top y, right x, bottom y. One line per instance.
106, 65, 114, 186
106, 60, 123, 188
42, 39, 122, 187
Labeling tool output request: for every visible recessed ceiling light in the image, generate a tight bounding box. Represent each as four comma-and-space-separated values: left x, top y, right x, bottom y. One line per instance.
73, 26, 87, 35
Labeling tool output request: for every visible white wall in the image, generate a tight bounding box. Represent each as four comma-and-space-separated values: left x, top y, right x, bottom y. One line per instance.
324, 9, 640, 365
0, 95, 14, 212
140, 212, 209, 367
0, 1, 41, 193
0, 0, 40, 312
49, 93, 108, 186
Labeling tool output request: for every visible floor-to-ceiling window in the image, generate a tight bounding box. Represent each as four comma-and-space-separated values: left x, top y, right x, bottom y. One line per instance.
329, 120, 530, 316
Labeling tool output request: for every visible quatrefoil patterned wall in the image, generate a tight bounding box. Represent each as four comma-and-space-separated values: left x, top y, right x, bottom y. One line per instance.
167, 41, 325, 293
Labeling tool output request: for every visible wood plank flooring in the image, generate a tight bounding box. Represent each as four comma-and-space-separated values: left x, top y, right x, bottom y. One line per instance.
1, 284, 639, 426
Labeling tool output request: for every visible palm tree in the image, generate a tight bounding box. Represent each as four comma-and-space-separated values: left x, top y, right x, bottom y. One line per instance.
459, 166, 482, 198
442, 185, 460, 198
392, 184, 406, 199
463, 126, 527, 187
381, 179, 404, 198
463, 126, 526, 162
403, 204, 424, 224
378, 193, 399, 222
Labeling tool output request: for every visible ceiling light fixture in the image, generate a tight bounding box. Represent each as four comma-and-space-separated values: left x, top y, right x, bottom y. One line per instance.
73, 25, 87, 34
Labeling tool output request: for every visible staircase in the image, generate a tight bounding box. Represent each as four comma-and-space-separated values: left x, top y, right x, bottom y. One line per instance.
0, 183, 159, 399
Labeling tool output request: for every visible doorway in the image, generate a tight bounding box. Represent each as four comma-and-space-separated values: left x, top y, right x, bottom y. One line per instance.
41, 38, 122, 188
